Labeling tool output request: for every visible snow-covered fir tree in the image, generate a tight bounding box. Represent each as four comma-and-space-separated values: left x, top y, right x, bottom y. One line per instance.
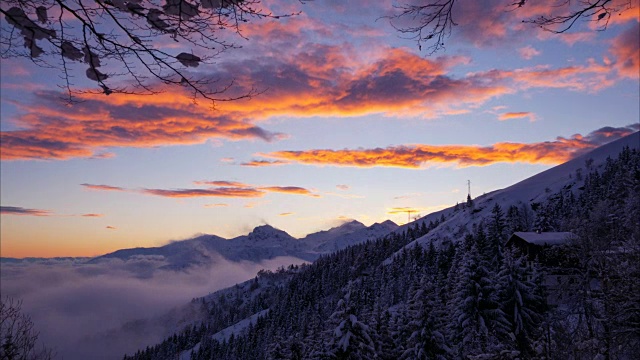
326, 288, 377, 360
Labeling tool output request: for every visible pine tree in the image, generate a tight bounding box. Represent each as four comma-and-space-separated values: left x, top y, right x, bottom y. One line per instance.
487, 203, 506, 269
497, 248, 544, 357
401, 275, 450, 360
506, 205, 523, 234
375, 309, 399, 360
326, 290, 377, 360
448, 243, 509, 358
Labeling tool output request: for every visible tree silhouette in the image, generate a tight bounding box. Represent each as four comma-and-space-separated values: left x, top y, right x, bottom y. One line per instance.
388, 0, 635, 54
1, 297, 54, 360
1, 0, 300, 104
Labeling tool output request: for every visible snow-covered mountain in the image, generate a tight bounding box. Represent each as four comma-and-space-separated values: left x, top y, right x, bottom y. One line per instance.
90, 220, 398, 271
301, 220, 398, 253
397, 131, 640, 249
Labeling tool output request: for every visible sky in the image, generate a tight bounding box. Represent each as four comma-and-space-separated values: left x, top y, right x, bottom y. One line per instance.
1, 0, 639, 258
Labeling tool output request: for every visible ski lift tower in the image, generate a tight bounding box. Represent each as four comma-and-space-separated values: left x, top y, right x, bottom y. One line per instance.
405, 209, 413, 224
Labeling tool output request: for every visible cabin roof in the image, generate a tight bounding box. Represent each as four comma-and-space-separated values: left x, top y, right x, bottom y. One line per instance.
509, 232, 575, 246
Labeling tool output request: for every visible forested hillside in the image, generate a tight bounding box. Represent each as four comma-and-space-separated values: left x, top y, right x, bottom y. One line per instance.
126, 142, 639, 360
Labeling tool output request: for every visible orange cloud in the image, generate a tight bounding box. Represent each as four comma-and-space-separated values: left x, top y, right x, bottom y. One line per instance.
106, 226, 117, 230
204, 203, 229, 208
1, 10, 632, 163
241, 160, 289, 167
80, 184, 125, 192
387, 207, 423, 215
0, 206, 51, 216
81, 213, 104, 217
193, 181, 251, 188
498, 112, 535, 121
259, 186, 320, 197
279, 212, 294, 216
539, 31, 594, 46
141, 187, 266, 198
0, 90, 284, 161
0, 48, 517, 160
336, 184, 350, 190
609, 22, 640, 79
259, 126, 638, 169
498, 61, 615, 92
81, 180, 319, 199
518, 46, 541, 60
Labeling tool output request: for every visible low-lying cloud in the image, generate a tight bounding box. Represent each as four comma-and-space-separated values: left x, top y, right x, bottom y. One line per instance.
0, 255, 306, 360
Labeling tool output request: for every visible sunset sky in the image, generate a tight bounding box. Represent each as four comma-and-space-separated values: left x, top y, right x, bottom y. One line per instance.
1, 0, 638, 257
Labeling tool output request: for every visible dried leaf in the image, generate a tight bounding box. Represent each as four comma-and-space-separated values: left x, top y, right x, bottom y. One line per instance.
163, 0, 199, 20
83, 46, 101, 68
6, 7, 56, 40
127, 2, 145, 16
201, 0, 222, 9
86, 68, 108, 81
176, 52, 201, 67
147, 9, 170, 31
24, 36, 43, 58
36, 6, 48, 23
62, 42, 83, 61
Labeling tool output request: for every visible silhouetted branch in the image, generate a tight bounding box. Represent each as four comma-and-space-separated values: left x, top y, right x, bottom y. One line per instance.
388, 0, 635, 53
1, 0, 302, 106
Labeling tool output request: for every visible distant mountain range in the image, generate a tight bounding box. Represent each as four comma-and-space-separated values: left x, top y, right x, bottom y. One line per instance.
2, 220, 398, 270
85, 219, 398, 271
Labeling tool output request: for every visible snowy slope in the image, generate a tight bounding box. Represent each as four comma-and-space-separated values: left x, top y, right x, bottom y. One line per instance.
397, 131, 640, 250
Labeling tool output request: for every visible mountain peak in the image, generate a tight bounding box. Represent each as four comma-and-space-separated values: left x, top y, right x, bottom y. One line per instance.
252, 224, 278, 232
378, 220, 398, 227
336, 220, 366, 231
246, 225, 294, 242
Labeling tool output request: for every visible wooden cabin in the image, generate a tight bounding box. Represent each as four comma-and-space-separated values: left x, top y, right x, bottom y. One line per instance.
506, 231, 578, 305
505, 231, 575, 260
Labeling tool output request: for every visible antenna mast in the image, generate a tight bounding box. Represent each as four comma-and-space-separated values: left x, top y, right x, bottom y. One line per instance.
467, 180, 471, 198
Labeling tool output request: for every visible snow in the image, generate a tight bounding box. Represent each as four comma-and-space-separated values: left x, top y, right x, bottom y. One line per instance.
87, 221, 398, 272
179, 342, 200, 360
212, 309, 269, 342
396, 132, 639, 251
511, 232, 575, 246
178, 309, 269, 359
302, 220, 398, 253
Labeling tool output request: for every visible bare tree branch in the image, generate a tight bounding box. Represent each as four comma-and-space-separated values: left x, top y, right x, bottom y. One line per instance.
387, 0, 457, 54
523, 0, 633, 34
1, 0, 302, 106
387, 0, 636, 53
1, 296, 54, 360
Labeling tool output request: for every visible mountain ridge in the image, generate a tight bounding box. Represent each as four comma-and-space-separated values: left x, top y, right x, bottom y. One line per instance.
87, 219, 399, 270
